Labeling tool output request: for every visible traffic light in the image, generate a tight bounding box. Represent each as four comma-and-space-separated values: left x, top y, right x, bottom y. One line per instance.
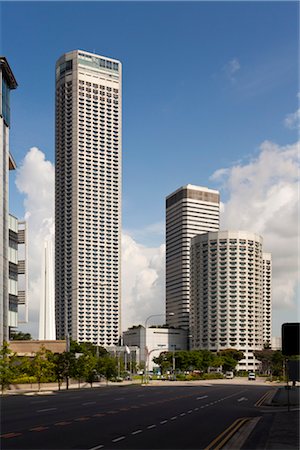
282, 323, 300, 356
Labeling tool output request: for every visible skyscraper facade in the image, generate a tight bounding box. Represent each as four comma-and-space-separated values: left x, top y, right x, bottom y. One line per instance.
166, 184, 220, 330
55, 50, 122, 346
0, 57, 18, 343
262, 253, 272, 347
190, 231, 272, 371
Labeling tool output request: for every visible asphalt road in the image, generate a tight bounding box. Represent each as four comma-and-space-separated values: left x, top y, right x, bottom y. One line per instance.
1, 383, 273, 450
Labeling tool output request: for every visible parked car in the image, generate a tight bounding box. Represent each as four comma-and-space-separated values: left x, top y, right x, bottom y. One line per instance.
248, 372, 256, 381
225, 371, 234, 379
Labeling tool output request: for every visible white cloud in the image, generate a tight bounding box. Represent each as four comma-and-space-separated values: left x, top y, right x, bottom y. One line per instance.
284, 108, 300, 130
223, 58, 241, 82
15, 147, 166, 336
121, 234, 165, 330
15, 147, 55, 337
211, 140, 299, 318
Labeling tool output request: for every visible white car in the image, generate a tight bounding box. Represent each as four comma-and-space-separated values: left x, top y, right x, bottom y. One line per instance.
225, 371, 234, 379
248, 372, 256, 381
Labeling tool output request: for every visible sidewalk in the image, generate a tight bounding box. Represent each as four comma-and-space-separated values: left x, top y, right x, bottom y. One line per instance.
241, 386, 300, 450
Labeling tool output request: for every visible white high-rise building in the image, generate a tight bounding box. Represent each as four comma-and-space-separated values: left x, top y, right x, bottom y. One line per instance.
190, 231, 272, 371
262, 253, 272, 347
166, 184, 220, 329
0, 57, 18, 343
39, 238, 55, 340
55, 50, 122, 346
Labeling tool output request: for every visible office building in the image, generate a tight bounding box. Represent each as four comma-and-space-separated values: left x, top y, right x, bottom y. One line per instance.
0, 57, 18, 343
190, 231, 272, 371
166, 184, 220, 329
55, 50, 122, 346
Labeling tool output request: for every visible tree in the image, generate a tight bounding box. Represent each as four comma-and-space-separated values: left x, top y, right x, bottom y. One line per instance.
0, 342, 18, 393
98, 355, 117, 384
218, 348, 244, 372
253, 349, 274, 374
10, 331, 32, 341
29, 346, 55, 390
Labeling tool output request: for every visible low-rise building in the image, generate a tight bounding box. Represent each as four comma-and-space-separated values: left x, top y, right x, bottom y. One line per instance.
123, 326, 188, 371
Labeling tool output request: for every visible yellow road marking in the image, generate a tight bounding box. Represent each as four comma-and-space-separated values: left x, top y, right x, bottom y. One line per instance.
255, 390, 274, 407
204, 417, 250, 450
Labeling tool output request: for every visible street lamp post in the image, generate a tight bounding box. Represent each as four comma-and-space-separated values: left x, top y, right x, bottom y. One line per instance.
144, 312, 174, 384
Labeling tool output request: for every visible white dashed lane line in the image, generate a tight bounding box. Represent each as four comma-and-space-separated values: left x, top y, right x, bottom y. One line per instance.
112, 436, 125, 443
160, 420, 168, 424
36, 408, 57, 413
89, 445, 104, 450
131, 430, 142, 435
197, 395, 208, 400
170, 416, 177, 420
147, 425, 156, 429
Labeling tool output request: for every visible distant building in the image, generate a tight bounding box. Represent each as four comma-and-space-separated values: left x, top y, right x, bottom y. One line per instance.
0, 57, 18, 343
271, 336, 282, 351
165, 184, 220, 330
123, 326, 188, 371
9, 340, 66, 357
39, 238, 55, 340
55, 50, 122, 346
262, 253, 272, 347
190, 231, 272, 371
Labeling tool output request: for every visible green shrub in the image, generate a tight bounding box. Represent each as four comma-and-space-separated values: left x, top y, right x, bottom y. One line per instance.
201, 372, 224, 380
11, 375, 37, 384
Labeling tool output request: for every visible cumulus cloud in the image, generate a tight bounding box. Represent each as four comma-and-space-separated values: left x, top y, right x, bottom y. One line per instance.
211, 140, 299, 314
121, 234, 165, 330
284, 108, 300, 130
15, 147, 166, 336
223, 58, 241, 82
15, 147, 55, 337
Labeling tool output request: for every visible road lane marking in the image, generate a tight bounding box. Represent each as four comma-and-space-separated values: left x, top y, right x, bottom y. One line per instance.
132, 429, 142, 435
93, 413, 106, 417
89, 445, 104, 450
237, 397, 248, 402
74, 417, 90, 421
197, 395, 208, 400
180, 413, 186, 416
204, 417, 250, 450
55, 421, 72, 426
82, 401, 96, 406
255, 390, 275, 407
194, 407, 199, 411
107, 410, 119, 414
36, 407, 57, 413
114, 397, 124, 401
30, 426, 49, 432
112, 436, 125, 442
147, 424, 156, 429
188, 409, 193, 413
1, 432, 22, 438
171, 416, 177, 420
160, 420, 168, 424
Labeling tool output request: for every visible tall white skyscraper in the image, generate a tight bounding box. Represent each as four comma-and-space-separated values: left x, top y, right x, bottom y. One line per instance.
165, 184, 220, 329
55, 50, 122, 346
39, 239, 55, 340
190, 231, 272, 371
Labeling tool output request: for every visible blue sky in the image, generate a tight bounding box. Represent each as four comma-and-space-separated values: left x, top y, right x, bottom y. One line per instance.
1, 2, 299, 336
2, 1, 298, 244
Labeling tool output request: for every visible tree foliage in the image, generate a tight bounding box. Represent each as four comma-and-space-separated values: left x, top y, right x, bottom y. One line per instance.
0, 342, 18, 392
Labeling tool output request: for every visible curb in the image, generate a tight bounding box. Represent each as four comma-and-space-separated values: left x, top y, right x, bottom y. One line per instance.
222, 416, 261, 450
